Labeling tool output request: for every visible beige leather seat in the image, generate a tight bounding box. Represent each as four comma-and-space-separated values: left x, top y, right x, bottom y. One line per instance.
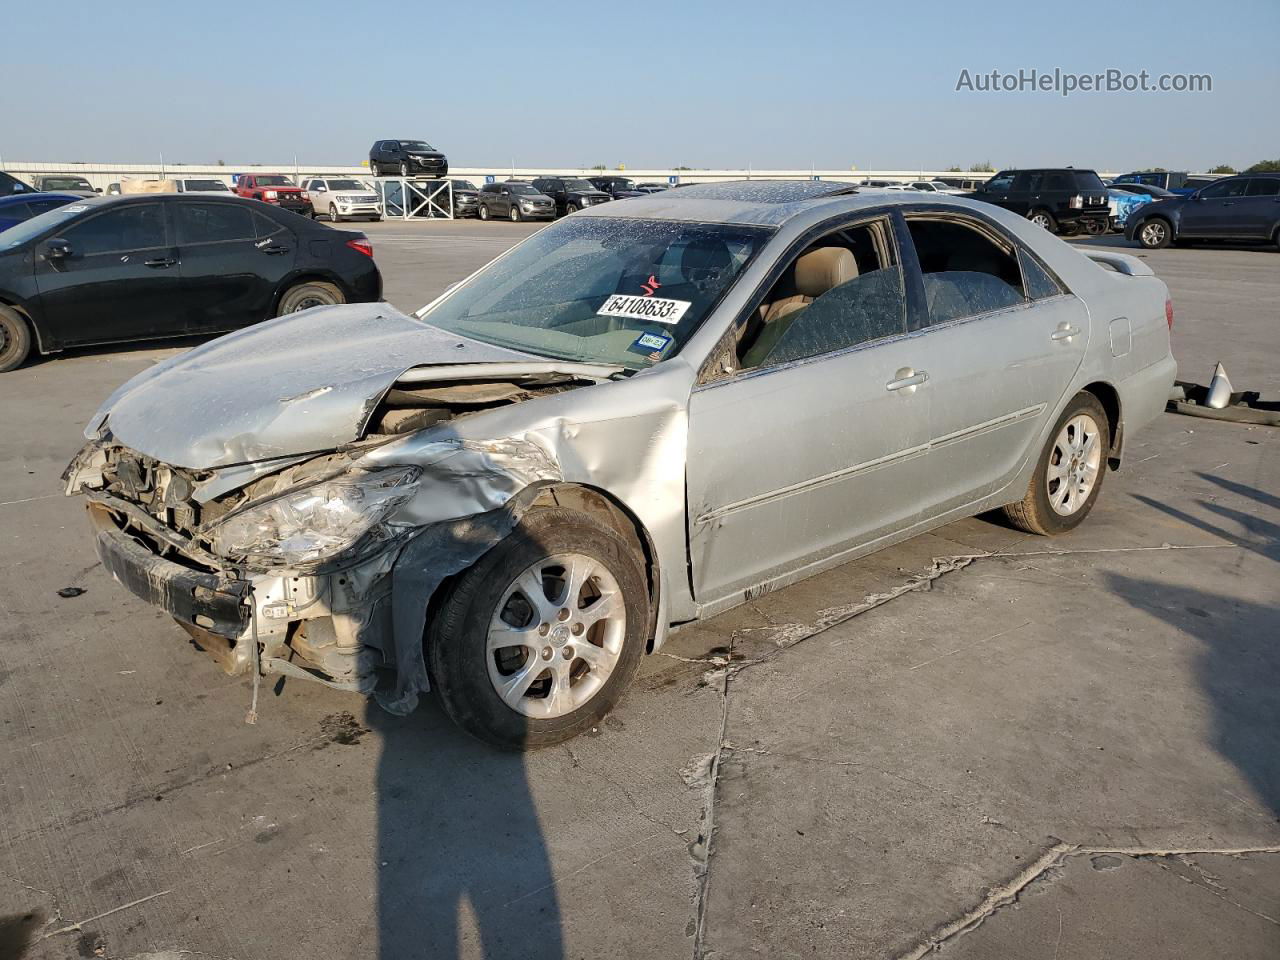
744, 247, 858, 367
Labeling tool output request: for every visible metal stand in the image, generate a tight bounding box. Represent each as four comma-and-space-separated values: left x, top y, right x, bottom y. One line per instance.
372, 177, 453, 220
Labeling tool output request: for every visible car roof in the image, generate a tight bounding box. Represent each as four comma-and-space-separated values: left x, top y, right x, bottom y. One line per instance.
0, 192, 81, 206
574, 179, 881, 226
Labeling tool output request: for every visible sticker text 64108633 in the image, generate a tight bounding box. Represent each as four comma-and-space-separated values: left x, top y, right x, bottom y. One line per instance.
597, 294, 692, 326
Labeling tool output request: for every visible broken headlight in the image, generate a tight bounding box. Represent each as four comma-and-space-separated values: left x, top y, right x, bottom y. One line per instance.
208, 466, 421, 568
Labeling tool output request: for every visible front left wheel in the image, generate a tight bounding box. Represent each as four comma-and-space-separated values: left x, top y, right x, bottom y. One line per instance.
276, 281, 345, 315
427, 506, 650, 749
0, 305, 33, 373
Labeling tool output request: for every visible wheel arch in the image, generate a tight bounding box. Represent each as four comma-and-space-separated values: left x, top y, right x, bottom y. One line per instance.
271, 271, 351, 315
0, 296, 49, 354
1081, 380, 1123, 469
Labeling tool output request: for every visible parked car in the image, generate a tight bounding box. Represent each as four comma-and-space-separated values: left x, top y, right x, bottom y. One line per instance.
31, 175, 99, 197
908, 180, 963, 194
530, 177, 612, 216
0, 194, 380, 372
369, 140, 449, 179
1107, 183, 1176, 200
301, 177, 382, 222
448, 179, 481, 217
234, 174, 308, 214
174, 178, 233, 195
0, 193, 81, 233
61, 181, 1175, 748
936, 177, 991, 192
476, 182, 556, 221
634, 183, 669, 193
1125, 172, 1280, 249
587, 176, 645, 200
971, 168, 1110, 235
1112, 171, 1222, 196
1107, 188, 1154, 230
1, 173, 34, 197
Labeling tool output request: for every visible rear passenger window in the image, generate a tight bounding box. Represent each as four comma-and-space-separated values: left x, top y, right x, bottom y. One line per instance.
1045, 173, 1072, 191
906, 218, 1027, 324
253, 211, 282, 239
738, 218, 906, 370
1245, 178, 1280, 197
175, 202, 255, 244
1018, 248, 1064, 299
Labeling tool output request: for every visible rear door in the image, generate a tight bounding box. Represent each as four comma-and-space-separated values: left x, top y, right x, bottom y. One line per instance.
1239, 177, 1280, 239
898, 212, 1089, 510
34, 201, 182, 345
175, 200, 288, 333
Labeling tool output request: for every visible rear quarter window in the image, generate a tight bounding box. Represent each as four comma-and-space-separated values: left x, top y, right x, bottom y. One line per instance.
1073, 172, 1107, 191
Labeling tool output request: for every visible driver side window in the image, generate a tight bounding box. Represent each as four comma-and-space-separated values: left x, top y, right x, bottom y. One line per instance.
736, 217, 906, 371
1200, 179, 1247, 199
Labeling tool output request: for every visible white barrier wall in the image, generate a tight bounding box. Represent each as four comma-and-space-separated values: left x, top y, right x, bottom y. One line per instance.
1, 160, 1068, 193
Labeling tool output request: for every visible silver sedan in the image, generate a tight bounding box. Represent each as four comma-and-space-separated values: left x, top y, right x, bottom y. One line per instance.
65, 181, 1176, 748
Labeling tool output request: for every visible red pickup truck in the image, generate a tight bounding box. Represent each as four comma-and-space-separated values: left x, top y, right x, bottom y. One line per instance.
234, 174, 309, 214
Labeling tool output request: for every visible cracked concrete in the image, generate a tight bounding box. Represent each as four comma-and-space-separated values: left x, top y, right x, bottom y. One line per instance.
1, 226, 1277, 959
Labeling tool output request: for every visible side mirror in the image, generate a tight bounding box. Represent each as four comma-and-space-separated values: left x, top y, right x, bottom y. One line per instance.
317, 184, 328, 192
94, 188, 103, 194
43, 238, 72, 261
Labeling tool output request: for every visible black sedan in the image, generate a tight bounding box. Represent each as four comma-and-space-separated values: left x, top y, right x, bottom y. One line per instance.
1126, 172, 1280, 250
0, 194, 381, 372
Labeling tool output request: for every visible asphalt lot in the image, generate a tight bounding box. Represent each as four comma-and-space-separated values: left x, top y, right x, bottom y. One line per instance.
1, 218, 1277, 960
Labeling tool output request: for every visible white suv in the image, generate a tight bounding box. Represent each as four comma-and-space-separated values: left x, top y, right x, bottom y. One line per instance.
301, 177, 382, 222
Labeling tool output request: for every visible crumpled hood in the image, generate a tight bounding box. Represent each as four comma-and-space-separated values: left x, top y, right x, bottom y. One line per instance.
91, 303, 538, 469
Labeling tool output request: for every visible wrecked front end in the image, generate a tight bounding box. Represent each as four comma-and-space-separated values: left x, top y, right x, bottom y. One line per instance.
62, 372, 587, 716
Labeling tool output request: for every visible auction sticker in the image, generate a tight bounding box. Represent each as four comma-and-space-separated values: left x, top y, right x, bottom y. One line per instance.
597, 294, 691, 326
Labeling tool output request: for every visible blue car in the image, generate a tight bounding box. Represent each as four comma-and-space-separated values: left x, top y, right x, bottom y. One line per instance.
1106, 188, 1154, 230
0, 193, 82, 232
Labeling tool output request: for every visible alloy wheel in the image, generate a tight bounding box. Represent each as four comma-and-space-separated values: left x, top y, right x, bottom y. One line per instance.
486, 553, 625, 719
1046, 414, 1102, 516
1140, 221, 1168, 247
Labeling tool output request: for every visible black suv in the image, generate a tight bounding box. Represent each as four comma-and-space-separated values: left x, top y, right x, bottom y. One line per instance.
587, 175, 646, 200
970, 168, 1110, 235
530, 177, 612, 216
369, 140, 449, 178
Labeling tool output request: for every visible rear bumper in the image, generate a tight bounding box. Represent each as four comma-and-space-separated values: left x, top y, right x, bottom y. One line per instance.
1120, 353, 1178, 440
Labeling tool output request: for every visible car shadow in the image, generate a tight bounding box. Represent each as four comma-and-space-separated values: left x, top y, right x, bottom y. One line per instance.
1068, 235, 1278, 254
19, 332, 222, 370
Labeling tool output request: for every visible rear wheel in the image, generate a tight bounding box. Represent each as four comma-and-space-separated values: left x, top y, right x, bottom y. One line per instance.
0, 305, 33, 373
276, 281, 344, 316
428, 507, 649, 749
1028, 208, 1057, 232
1003, 392, 1110, 536
1137, 218, 1172, 249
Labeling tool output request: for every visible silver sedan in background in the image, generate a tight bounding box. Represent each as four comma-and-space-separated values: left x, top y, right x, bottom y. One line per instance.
65, 181, 1176, 748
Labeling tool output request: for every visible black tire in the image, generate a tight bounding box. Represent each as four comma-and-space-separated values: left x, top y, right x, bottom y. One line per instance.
328, 204, 341, 223
276, 281, 344, 316
1028, 208, 1057, 232
509, 204, 522, 222
1136, 217, 1172, 249
478, 204, 489, 221
399, 161, 409, 177
565, 202, 579, 215
428, 506, 649, 749
0, 304, 33, 373
1003, 392, 1110, 536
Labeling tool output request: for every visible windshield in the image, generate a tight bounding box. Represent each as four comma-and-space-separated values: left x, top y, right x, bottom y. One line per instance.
326, 179, 364, 191
184, 179, 229, 191
564, 179, 596, 191
257, 175, 293, 186
40, 177, 92, 191
401, 141, 435, 152
451, 180, 478, 191
416, 217, 771, 371
508, 184, 540, 196
1, 202, 89, 249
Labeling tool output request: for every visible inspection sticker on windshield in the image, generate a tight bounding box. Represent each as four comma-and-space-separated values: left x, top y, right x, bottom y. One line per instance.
597, 294, 691, 326
629, 331, 672, 355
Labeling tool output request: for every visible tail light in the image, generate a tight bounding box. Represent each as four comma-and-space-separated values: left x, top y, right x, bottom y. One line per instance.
1165, 298, 1174, 330
346, 237, 373, 258
1068, 194, 1083, 209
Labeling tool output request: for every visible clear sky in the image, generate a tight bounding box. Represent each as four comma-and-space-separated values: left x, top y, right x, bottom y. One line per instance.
2, 0, 1275, 172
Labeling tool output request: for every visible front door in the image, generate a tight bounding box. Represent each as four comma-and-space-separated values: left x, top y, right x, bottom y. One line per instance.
34, 201, 181, 346
686, 219, 932, 604
1179, 178, 1248, 237
174, 201, 292, 333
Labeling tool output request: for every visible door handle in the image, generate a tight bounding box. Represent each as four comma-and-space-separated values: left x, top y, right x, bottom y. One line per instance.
1051, 324, 1081, 342
886, 369, 929, 391
260, 245, 290, 255
144, 257, 176, 268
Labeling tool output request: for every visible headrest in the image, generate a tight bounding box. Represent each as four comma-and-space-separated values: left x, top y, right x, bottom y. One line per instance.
681, 238, 733, 281
794, 247, 857, 297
